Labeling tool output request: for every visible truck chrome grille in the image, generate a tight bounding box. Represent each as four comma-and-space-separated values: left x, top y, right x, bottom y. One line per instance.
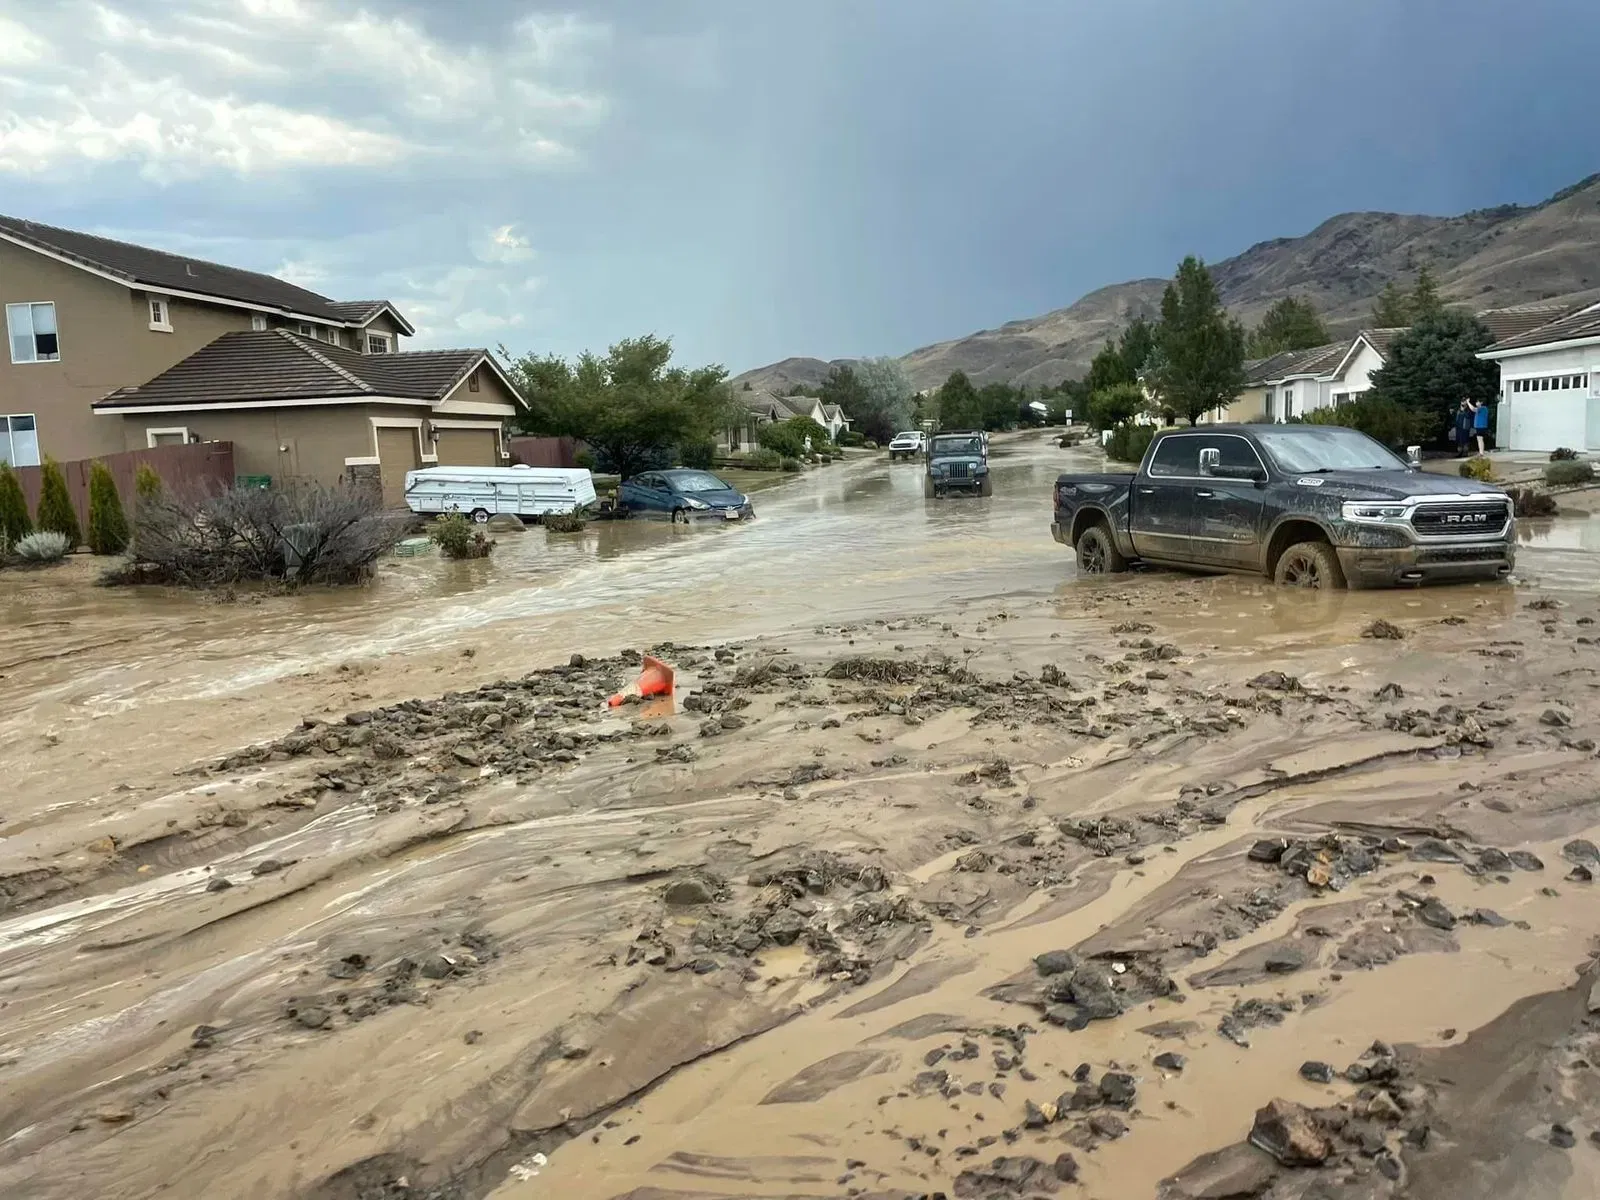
1409, 500, 1509, 536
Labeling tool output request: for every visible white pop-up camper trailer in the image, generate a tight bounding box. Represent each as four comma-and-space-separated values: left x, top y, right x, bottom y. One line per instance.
403, 465, 597, 523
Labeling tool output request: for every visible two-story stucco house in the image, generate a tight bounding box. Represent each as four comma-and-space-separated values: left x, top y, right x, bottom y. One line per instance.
0, 215, 523, 504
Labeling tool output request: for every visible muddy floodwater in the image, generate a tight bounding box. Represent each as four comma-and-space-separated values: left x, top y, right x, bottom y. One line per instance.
3, 429, 1600, 1200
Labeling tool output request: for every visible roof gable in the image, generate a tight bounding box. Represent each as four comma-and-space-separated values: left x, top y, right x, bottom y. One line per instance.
1482, 300, 1600, 355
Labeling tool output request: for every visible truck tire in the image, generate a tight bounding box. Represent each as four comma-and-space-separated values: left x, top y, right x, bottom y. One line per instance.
1273, 540, 1346, 589
978, 476, 993, 497
1075, 523, 1127, 575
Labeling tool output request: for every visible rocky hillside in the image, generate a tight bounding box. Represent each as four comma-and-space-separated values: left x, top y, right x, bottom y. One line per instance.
735, 174, 1600, 393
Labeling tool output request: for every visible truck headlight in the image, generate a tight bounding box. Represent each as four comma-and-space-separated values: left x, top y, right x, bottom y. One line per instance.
1342, 502, 1408, 523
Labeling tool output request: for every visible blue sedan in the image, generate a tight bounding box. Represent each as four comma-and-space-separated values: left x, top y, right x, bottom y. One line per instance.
618, 469, 755, 523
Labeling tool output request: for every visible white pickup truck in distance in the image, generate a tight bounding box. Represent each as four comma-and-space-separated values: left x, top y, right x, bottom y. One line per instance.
888, 431, 926, 461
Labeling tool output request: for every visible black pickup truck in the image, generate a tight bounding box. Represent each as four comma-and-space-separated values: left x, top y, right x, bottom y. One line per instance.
1052, 424, 1515, 589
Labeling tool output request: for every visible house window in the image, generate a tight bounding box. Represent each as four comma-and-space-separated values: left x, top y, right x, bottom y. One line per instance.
296, 322, 316, 337
324, 328, 341, 347
467, 370, 480, 392
0, 414, 40, 467
1283, 387, 1295, 419
6, 302, 59, 363
148, 298, 171, 331
1331, 391, 1349, 407
366, 333, 391, 354
251, 314, 268, 331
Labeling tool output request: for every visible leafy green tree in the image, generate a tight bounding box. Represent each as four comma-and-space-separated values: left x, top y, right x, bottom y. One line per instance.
507, 335, 737, 480
0, 463, 31, 548
35, 457, 81, 548
936, 371, 985, 429
1152, 256, 1247, 425
1248, 297, 1329, 357
87, 461, 130, 555
978, 382, 1023, 431
1056, 377, 1091, 423
1087, 382, 1146, 430
1365, 309, 1498, 443
848, 358, 916, 444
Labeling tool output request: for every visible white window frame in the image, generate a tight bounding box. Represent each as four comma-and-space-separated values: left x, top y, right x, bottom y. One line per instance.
145, 426, 191, 448
0, 413, 41, 467
296, 322, 316, 338
324, 328, 341, 348
7, 301, 60, 364
366, 332, 392, 354
148, 297, 172, 332
251, 314, 268, 331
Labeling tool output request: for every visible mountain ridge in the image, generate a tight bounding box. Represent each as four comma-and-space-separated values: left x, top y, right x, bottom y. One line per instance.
732, 174, 1600, 394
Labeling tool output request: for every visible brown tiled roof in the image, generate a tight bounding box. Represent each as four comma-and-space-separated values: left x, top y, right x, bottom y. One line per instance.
1483, 303, 1600, 354
95, 331, 492, 410
1478, 302, 1594, 349
1355, 327, 1408, 359
1244, 341, 1347, 386
325, 299, 416, 335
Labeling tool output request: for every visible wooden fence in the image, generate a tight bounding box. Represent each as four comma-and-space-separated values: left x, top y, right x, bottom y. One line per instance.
507, 436, 579, 469
15, 442, 236, 536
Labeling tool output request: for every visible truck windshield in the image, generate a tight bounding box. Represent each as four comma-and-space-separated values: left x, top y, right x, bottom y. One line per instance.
1252, 427, 1405, 473
931, 436, 982, 457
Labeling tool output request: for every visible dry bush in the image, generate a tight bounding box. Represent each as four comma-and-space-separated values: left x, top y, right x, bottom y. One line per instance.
106, 483, 405, 588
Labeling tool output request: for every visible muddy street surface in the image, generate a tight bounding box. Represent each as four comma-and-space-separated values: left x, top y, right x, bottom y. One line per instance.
4, 430, 1600, 1200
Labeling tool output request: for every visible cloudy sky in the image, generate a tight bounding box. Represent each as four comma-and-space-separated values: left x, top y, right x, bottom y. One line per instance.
1, 0, 1594, 373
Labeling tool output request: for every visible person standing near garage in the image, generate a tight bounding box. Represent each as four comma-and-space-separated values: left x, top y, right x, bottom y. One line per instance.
1454, 400, 1473, 457
1472, 396, 1490, 454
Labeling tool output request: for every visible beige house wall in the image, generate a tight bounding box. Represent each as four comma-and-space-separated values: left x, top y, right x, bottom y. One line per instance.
0, 239, 255, 462
1226, 386, 1269, 423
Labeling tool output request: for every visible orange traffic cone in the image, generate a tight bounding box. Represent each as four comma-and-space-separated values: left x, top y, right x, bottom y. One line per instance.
607, 655, 675, 707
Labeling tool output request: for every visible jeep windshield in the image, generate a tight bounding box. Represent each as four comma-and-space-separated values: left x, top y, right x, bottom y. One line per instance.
1252, 427, 1406, 474
930, 436, 982, 458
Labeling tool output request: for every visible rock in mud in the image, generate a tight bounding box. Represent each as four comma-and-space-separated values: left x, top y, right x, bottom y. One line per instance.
1299, 1061, 1334, 1084
1249, 1099, 1332, 1166
205, 876, 233, 893
250, 858, 289, 876
1540, 708, 1574, 728
191, 1024, 222, 1049
1466, 908, 1510, 927
1098, 1072, 1138, 1108
1570, 864, 1595, 883
1248, 838, 1288, 864
1090, 1112, 1129, 1140
1550, 1123, 1577, 1149
1362, 619, 1405, 641
1509, 850, 1545, 871
1052, 1153, 1079, 1183
1562, 839, 1600, 865
1035, 949, 1079, 977
1263, 948, 1306, 974
1477, 847, 1514, 871
763, 909, 808, 946
1154, 1051, 1186, 1072
419, 955, 458, 980
1023, 1099, 1057, 1128
291, 1004, 332, 1030
1375, 682, 1405, 703
451, 745, 483, 767
1247, 672, 1299, 692
663, 878, 716, 906
953, 1156, 1059, 1198
1415, 897, 1457, 930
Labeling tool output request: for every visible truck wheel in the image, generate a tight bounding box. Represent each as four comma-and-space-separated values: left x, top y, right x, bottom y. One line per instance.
1075, 523, 1127, 575
1273, 540, 1346, 589
978, 476, 993, 497
469, 508, 490, 525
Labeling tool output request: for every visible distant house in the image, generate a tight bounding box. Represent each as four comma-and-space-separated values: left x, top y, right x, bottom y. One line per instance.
1226, 329, 1405, 423
1478, 300, 1600, 451
720, 389, 842, 452
0, 213, 521, 502
820, 402, 851, 439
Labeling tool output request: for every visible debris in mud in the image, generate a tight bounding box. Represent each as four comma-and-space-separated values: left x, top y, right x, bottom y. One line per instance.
1249, 1099, 1331, 1166
663, 876, 720, 906
1362, 619, 1406, 641
1247, 671, 1300, 692
1299, 1060, 1334, 1084
1375, 681, 1405, 703
1218, 998, 1292, 1047
953, 1155, 1061, 1198
825, 656, 923, 683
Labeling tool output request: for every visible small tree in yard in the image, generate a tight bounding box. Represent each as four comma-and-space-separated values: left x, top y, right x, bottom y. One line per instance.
35, 457, 81, 548
1152, 256, 1247, 425
87, 461, 130, 555
1087, 382, 1146, 430
0, 463, 31, 547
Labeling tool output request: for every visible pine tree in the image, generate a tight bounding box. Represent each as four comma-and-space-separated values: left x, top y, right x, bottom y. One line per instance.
0, 463, 31, 548
1371, 281, 1412, 327
35, 458, 82, 548
87, 461, 130, 554
1249, 297, 1330, 356
1408, 265, 1444, 320
1152, 256, 1247, 425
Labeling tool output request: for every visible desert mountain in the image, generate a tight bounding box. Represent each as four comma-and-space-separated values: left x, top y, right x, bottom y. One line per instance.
734, 174, 1600, 393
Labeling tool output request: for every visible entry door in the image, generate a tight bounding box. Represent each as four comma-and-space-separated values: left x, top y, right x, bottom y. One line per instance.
1129, 434, 1199, 561
1189, 434, 1267, 569
376, 426, 421, 508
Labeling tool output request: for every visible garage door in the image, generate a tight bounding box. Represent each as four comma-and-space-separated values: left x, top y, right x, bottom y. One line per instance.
434, 428, 499, 467
376, 426, 421, 508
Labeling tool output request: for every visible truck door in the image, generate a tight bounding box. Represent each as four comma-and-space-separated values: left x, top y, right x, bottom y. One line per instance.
1129, 433, 1200, 561
1190, 434, 1269, 569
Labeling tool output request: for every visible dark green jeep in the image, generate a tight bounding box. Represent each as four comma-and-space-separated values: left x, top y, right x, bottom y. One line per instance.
924, 431, 992, 498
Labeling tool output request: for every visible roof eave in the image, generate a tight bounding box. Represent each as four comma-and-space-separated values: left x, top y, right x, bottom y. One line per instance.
1480, 334, 1600, 360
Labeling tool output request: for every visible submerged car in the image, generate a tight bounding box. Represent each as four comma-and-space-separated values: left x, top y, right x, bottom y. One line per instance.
618, 468, 755, 523
925, 430, 992, 497
888, 430, 926, 460
1051, 423, 1514, 588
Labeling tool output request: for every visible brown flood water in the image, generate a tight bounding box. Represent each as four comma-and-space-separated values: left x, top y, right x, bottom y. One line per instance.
3, 429, 1600, 1200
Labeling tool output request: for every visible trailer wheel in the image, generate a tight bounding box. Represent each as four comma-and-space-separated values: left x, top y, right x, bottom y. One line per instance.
469, 508, 490, 524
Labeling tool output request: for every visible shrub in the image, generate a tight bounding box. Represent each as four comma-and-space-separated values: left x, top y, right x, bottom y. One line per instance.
87, 461, 130, 555
135, 463, 163, 503
1459, 456, 1495, 481
1105, 422, 1155, 465
574, 449, 597, 471
677, 439, 716, 470
35, 458, 80, 548
836, 430, 866, 447
1302, 396, 1425, 447
780, 456, 803, 473
430, 512, 494, 559
746, 447, 783, 471
15, 531, 69, 563
0, 463, 30, 545
1505, 486, 1558, 518
1545, 460, 1596, 487
1550, 447, 1581, 462
106, 483, 405, 587
759, 416, 828, 459
543, 512, 587, 533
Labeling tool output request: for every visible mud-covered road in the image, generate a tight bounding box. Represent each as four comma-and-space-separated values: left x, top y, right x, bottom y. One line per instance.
4, 431, 1600, 1200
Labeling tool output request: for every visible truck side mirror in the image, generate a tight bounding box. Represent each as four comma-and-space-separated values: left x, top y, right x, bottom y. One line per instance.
1198, 447, 1221, 475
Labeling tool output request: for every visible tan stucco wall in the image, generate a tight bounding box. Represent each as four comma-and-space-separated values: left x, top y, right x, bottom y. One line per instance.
114, 402, 430, 487
1, 239, 255, 462
361, 311, 407, 345
435, 367, 520, 416
1226, 386, 1269, 423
